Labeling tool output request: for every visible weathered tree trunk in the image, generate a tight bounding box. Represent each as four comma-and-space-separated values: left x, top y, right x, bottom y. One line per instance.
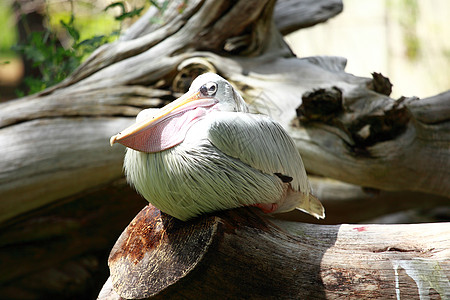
98, 205, 449, 300
0, 0, 449, 299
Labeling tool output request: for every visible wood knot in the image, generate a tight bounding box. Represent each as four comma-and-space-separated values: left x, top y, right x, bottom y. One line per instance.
296, 86, 343, 123
172, 58, 217, 93
349, 97, 410, 148
368, 72, 393, 96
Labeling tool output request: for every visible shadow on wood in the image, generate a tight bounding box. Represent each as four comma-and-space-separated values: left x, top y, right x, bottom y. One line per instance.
0, 180, 146, 299
99, 205, 449, 299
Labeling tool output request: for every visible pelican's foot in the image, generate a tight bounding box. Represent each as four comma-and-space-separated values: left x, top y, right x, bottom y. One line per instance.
253, 203, 278, 214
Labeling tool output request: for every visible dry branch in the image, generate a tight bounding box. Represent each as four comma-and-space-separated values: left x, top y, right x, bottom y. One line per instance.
274, 0, 343, 34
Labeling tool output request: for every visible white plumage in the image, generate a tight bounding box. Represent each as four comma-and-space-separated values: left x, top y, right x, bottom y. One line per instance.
111, 73, 324, 221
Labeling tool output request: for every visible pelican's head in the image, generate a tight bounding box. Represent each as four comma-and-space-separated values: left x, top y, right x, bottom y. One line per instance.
110, 73, 248, 153
187, 73, 248, 113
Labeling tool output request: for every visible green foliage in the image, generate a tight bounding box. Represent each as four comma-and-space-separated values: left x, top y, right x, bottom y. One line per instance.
105, 0, 173, 25
13, 18, 114, 96
14, 31, 75, 96
13, 0, 161, 96
105, 2, 145, 21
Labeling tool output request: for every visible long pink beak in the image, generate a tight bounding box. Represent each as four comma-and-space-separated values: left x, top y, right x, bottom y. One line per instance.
110, 90, 216, 153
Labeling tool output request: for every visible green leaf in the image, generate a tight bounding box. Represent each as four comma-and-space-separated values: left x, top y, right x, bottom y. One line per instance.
60, 19, 80, 42
115, 7, 145, 21
105, 2, 126, 14
105, 2, 144, 21
148, 0, 161, 10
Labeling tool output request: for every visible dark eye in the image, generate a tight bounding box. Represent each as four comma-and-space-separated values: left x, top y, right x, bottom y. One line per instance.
200, 82, 218, 97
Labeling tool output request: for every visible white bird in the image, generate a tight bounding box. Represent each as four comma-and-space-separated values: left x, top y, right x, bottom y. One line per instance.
110, 73, 324, 221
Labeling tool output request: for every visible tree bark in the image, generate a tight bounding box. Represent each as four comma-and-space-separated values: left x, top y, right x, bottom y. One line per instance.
98, 205, 450, 300
0, 0, 449, 299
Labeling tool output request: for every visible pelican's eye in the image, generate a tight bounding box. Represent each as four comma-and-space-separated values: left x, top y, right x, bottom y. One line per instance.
200, 82, 218, 97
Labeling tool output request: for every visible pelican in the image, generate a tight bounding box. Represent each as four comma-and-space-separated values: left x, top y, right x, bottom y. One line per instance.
110, 73, 324, 221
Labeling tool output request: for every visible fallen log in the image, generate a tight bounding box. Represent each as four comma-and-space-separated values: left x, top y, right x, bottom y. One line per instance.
98, 205, 450, 299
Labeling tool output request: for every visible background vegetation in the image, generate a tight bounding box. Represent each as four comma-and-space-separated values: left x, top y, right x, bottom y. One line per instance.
0, 0, 158, 98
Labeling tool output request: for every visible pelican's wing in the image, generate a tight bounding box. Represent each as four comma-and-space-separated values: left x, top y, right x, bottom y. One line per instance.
207, 112, 309, 194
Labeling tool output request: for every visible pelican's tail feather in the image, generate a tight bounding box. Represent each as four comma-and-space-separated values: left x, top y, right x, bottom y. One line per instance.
296, 194, 325, 219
